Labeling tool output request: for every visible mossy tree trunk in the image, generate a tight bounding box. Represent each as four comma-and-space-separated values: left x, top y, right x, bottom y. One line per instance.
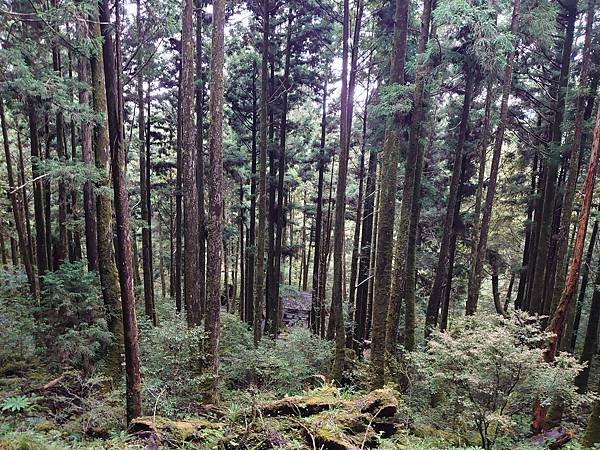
369, 0, 410, 389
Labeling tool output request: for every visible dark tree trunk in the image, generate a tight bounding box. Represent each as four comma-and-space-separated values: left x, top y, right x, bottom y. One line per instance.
425, 70, 475, 332
569, 215, 598, 352
550, 0, 595, 315
138, 0, 156, 325
100, 0, 142, 422
253, 0, 269, 345
245, 62, 258, 326
528, 0, 576, 314
311, 78, 327, 334
1, 100, 37, 297
466, 0, 520, 314
52, 42, 68, 268
28, 101, 48, 277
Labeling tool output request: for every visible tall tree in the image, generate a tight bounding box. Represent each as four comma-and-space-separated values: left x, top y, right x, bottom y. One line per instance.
100, 0, 142, 422
369, 0, 409, 388
466, 0, 521, 314
138, 0, 156, 326
204, 0, 225, 403
253, 0, 269, 345
181, 0, 201, 327
0, 99, 37, 297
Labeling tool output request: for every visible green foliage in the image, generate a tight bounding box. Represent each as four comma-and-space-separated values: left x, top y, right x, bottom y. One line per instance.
0, 268, 36, 365
219, 314, 333, 399
39, 262, 112, 372
1, 396, 37, 414
407, 312, 588, 449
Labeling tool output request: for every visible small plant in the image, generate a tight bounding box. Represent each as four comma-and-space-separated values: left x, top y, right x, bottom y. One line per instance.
1, 396, 36, 414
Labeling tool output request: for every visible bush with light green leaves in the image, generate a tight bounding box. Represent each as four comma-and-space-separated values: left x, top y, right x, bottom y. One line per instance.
407, 312, 588, 449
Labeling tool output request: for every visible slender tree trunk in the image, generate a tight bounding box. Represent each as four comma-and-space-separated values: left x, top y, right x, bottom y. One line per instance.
550, 0, 594, 315
137, 0, 156, 325
272, 12, 293, 337
253, 0, 269, 345
28, 101, 48, 277
204, 0, 225, 402
1, 100, 37, 297
528, 0, 576, 314
100, 0, 141, 422
311, 78, 327, 334
425, 70, 475, 332
466, 0, 520, 314
569, 215, 598, 352
175, 65, 183, 312
370, 0, 410, 388
245, 62, 258, 326
330, 0, 351, 378
543, 72, 600, 364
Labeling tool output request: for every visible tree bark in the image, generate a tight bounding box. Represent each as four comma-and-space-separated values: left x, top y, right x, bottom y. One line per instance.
100, 0, 142, 422
195, 0, 207, 319
549, 0, 595, 315
370, 0, 410, 388
253, 0, 269, 345
91, 4, 124, 381
311, 78, 328, 334
181, 0, 201, 327
386, 0, 432, 354
204, 0, 225, 403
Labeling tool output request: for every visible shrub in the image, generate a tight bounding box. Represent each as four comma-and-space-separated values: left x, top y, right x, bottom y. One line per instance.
39, 262, 112, 373
0, 267, 36, 365
407, 312, 587, 449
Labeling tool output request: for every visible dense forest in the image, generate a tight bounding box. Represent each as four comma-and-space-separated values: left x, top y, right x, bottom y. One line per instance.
1, 0, 600, 447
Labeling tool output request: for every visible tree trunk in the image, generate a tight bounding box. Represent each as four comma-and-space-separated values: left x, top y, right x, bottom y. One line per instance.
569, 214, 598, 353
245, 61, 258, 326
549, 0, 595, 315
543, 61, 600, 365
370, 0, 410, 388
90, 5, 124, 380
311, 78, 328, 334
137, 0, 156, 325
253, 0, 269, 345
466, 0, 520, 314
386, 0, 432, 353
528, 0, 576, 315
76, 30, 98, 272
195, 0, 207, 319
181, 0, 201, 327
272, 12, 293, 337
425, 70, 475, 332
204, 0, 225, 402
52, 43, 68, 268
100, 0, 142, 422
28, 100, 48, 277
1, 100, 37, 297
